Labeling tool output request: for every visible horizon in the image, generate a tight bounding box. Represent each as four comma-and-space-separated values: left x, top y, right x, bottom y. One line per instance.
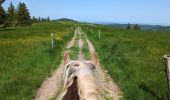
2, 0, 170, 26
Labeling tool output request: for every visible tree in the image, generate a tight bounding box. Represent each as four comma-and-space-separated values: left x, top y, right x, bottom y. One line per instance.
6, 2, 15, 27
31, 16, 36, 23
31, 16, 50, 23
126, 23, 131, 29
0, 5, 6, 27
0, 0, 6, 27
16, 2, 31, 26
47, 16, 50, 21
38, 17, 41, 22
35, 17, 38, 23
0, 0, 5, 5
133, 24, 140, 30
137, 25, 140, 30
41, 17, 44, 22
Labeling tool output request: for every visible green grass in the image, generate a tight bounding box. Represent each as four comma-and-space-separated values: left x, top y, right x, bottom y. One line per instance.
0, 21, 75, 100
84, 25, 169, 100
70, 46, 79, 60
80, 29, 91, 60
1, 21, 169, 100
70, 30, 79, 60
82, 43, 91, 60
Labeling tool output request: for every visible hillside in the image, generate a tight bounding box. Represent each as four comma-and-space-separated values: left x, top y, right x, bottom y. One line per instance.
108, 23, 170, 32
56, 18, 78, 22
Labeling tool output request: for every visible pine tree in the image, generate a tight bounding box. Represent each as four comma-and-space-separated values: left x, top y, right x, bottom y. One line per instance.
38, 17, 41, 22
41, 18, 44, 22
126, 23, 131, 29
16, 2, 31, 26
6, 2, 15, 27
133, 24, 140, 30
32, 16, 36, 23
44, 18, 47, 22
133, 24, 137, 30
0, 0, 5, 5
35, 17, 38, 23
0, 0, 6, 27
47, 16, 50, 21
0, 5, 6, 27
137, 25, 140, 30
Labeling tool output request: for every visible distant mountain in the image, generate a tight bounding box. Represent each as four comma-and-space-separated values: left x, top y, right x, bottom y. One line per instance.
107, 24, 127, 29
147, 26, 170, 32
107, 23, 170, 32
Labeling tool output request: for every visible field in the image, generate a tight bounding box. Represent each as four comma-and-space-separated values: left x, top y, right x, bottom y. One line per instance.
0, 20, 170, 100
83, 25, 169, 100
0, 21, 75, 100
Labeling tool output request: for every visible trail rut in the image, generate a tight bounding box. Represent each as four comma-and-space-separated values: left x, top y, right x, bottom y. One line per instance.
87, 39, 121, 100
35, 28, 77, 100
81, 27, 121, 100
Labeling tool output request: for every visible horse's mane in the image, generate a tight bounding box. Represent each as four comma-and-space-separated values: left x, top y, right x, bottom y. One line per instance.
63, 76, 79, 100
58, 61, 79, 100
59, 60, 104, 100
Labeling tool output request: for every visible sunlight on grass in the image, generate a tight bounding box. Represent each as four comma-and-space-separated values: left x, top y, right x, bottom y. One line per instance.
0, 21, 74, 100
84, 25, 169, 100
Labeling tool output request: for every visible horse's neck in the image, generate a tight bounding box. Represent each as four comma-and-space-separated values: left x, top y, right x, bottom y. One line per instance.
79, 93, 103, 100
77, 69, 102, 100
85, 94, 102, 100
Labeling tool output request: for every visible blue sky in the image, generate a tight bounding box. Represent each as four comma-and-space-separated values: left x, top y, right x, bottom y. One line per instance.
2, 0, 170, 26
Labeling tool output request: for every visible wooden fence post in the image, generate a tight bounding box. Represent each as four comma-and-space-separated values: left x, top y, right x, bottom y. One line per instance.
164, 54, 170, 99
51, 33, 54, 49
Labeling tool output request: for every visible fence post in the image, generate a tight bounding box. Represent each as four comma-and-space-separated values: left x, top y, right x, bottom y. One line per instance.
51, 33, 54, 49
164, 54, 170, 99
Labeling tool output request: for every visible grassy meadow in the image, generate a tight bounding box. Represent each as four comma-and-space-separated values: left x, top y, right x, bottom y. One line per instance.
0, 21, 75, 100
83, 25, 169, 100
1, 20, 170, 100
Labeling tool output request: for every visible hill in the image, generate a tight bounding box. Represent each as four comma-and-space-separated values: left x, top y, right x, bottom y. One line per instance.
56, 18, 78, 22
107, 23, 170, 32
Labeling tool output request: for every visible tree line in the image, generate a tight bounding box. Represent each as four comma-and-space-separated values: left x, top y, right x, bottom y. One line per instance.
0, 0, 50, 28
126, 23, 140, 30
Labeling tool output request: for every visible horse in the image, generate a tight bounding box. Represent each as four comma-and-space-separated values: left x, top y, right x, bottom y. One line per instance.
58, 52, 104, 100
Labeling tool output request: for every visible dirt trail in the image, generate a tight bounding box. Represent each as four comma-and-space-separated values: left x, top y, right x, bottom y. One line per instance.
35, 28, 77, 100
82, 28, 121, 100
67, 28, 77, 49
88, 39, 120, 99
77, 27, 84, 61
35, 27, 121, 100
35, 63, 64, 100
78, 39, 84, 60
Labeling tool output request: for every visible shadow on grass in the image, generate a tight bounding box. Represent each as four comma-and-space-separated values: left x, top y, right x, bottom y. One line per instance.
138, 83, 164, 100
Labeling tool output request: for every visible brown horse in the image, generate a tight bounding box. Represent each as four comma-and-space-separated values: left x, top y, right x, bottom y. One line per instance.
58, 52, 104, 100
